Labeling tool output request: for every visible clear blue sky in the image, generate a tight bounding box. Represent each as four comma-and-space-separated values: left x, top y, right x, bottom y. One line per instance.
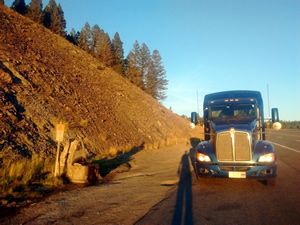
6, 0, 300, 120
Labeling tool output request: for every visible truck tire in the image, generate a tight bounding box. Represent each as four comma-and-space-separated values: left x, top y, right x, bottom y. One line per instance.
263, 178, 276, 186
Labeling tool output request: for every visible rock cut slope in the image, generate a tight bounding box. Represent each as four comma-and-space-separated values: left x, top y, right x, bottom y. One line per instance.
0, 5, 195, 162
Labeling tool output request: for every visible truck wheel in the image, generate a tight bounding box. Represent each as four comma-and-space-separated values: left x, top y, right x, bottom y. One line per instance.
263, 178, 276, 186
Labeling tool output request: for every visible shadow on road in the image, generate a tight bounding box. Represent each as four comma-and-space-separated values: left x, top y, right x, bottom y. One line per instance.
93, 143, 145, 177
171, 151, 194, 225
189, 137, 200, 168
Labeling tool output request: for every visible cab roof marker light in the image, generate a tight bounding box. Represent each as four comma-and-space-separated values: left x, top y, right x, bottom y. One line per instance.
225, 99, 229, 102
235, 98, 239, 101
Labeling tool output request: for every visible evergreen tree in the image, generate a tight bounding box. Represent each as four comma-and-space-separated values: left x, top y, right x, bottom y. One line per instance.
66, 28, 80, 45
144, 58, 158, 98
152, 50, 168, 100
42, 0, 52, 28
78, 22, 93, 53
124, 41, 168, 97
91, 24, 104, 57
100, 32, 114, 67
112, 32, 125, 75
56, 4, 66, 35
139, 43, 151, 89
91, 25, 114, 67
43, 0, 66, 36
26, 0, 43, 24
11, 0, 27, 15
126, 41, 143, 88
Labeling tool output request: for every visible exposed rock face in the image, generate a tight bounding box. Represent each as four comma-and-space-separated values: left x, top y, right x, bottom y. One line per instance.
0, 5, 194, 162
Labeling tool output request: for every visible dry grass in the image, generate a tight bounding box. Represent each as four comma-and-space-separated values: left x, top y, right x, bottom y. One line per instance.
0, 154, 61, 196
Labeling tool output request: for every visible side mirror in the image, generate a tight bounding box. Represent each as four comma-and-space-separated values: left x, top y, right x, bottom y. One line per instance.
271, 108, 281, 130
271, 108, 279, 123
191, 112, 198, 125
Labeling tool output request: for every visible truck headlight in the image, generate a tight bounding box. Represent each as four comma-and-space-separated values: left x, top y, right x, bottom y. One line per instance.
196, 152, 211, 162
258, 153, 275, 163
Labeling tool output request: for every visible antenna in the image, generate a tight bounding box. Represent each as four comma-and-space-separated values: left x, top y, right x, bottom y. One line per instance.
267, 84, 270, 118
197, 89, 199, 117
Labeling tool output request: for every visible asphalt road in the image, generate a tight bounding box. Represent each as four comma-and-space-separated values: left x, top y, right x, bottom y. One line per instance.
136, 129, 300, 225
2, 130, 299, 225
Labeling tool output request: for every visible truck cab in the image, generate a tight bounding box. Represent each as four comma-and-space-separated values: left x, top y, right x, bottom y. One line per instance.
193, 90, 280, 185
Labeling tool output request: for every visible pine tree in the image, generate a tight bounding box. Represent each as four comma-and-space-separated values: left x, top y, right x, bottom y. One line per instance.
42, 0, 52, 28
126, 41, 143, 88
11, 0, 27, 15
112, 32, 125, 75
91, 25, 114, 67
152, 50, 168, 100
56, 4, 66, 35
100, 33, 114, 67
66, 28, 80, 45
26, 0, 43, 24
78, 22, 93, 53
127, 52, 142, 88
139, 43, 151, 89
144, 59, 158, 98
91, 25, 104, 57
125, 42, 154, 90
43, 0, 66, 36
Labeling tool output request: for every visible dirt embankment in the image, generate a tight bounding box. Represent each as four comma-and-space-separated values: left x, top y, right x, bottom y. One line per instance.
0, 5, 199, 169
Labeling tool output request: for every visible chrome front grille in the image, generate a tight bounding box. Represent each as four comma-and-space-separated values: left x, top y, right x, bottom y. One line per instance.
234, 132, 251, 161
216, 132, 233, 161
216, 130, 251, 162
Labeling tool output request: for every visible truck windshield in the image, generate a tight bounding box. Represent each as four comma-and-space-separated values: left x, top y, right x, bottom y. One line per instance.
209, 103, 257, 122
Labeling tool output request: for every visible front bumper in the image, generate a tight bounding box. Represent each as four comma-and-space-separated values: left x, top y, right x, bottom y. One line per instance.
194, 162, 277, 179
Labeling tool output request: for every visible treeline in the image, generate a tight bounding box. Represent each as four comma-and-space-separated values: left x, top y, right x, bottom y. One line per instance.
280, 121, 300, 129
2, 0, 168, 100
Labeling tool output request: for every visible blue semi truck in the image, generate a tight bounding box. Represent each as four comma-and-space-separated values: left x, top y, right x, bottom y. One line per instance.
193, 90, 280, 185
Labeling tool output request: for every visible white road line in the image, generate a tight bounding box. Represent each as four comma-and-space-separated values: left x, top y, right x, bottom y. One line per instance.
272, 142, 300, 153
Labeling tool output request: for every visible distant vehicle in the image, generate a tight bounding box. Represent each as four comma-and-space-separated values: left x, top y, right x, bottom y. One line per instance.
192, 90, 280, 185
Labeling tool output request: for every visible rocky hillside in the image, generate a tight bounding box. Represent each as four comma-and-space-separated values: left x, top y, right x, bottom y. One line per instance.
0, 5, 198, 164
